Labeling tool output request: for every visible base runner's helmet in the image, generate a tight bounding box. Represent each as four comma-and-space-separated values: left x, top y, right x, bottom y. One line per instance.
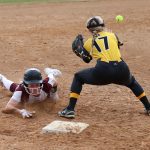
86, 16, 105, 32
23, 68, 43, 96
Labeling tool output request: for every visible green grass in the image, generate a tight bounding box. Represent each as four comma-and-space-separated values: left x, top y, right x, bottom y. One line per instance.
0, 0, 83, 4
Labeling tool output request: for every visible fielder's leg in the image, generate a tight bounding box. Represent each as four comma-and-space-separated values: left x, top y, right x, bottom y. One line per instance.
112, 61, 150, 115
126, 76, 150, 114
58, 67, 107, 118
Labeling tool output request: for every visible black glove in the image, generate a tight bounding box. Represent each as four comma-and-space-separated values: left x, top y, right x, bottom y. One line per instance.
72, 34, 84, 57
72, 34, 92, 63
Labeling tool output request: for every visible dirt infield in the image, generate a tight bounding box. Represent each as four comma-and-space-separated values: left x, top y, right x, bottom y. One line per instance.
0, 0, 150, 149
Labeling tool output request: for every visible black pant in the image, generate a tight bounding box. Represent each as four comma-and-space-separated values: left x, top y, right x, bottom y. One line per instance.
71, 60, 142, 95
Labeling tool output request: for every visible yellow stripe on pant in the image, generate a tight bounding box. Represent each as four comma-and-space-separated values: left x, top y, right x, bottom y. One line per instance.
70, 92, 80, 99
137, 92, 146, 99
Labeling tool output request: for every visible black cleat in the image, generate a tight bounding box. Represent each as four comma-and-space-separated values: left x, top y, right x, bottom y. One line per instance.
58, 108, 75, 118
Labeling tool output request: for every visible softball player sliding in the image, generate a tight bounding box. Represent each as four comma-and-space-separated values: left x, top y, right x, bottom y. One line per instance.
0, 68, 62, 118
58, 16, 150, 118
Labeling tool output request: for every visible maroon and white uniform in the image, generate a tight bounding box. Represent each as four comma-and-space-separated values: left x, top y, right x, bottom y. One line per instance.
10, 77, 55, 103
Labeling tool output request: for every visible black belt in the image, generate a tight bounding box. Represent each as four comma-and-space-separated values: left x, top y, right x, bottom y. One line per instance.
97, 58, 122, 63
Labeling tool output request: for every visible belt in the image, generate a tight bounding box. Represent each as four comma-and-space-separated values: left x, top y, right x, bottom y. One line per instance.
97, 58, 122, 63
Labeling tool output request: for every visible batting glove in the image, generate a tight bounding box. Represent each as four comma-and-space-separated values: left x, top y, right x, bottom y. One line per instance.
19, 109, 33, 119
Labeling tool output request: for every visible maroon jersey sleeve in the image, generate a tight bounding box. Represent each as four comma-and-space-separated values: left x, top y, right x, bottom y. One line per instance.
12, 84, 29, 103
42, 77, 52, 94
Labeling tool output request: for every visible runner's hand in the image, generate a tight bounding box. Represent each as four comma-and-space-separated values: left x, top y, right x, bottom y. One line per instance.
19, 109, 33, 118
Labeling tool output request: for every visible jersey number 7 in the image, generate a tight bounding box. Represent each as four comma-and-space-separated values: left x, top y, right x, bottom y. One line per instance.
94, 36, 109, 52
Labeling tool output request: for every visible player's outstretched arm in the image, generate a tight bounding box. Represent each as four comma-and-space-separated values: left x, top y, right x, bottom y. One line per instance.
2, 99, 34, 119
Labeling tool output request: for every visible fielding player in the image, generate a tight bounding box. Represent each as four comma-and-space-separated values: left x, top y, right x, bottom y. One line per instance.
58, 16, 150, 118
0, 68, 62, 118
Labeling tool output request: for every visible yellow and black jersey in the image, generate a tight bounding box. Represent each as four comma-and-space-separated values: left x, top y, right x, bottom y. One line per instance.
83, 31, 122, 62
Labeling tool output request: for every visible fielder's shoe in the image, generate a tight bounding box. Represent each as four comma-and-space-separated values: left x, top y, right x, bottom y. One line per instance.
58, 108, 75, 118
44, 68, 62, 78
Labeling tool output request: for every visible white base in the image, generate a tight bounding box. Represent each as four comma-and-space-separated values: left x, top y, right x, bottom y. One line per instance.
42, 120, 89, 134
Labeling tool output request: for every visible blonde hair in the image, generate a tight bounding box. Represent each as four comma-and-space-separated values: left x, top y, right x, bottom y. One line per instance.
90, 27, 112, 35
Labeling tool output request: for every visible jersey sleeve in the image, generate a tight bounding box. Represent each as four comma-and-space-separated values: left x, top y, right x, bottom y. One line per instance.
11, 84, 28, 103
42, 77, 55, 94
83, 38, 93, 53
11, 91, 22, 103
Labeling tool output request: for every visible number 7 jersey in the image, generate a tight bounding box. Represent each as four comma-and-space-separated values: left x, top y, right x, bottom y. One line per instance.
83, 31, 122, 62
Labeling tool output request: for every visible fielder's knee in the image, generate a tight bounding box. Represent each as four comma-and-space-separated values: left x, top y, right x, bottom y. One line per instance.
74, 72, 84, 84
126, 76, 144, 97
126, 76, 136, 88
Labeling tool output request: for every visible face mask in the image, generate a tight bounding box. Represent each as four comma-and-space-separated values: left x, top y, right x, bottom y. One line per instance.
24, 83, 43, 96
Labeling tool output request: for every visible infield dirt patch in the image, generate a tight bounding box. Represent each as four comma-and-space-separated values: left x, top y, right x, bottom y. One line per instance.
0, 0, 150, 149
